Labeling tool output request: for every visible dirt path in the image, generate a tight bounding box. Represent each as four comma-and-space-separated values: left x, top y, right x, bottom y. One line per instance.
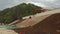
15, 14, 51, 27
0, 28, 18, 34
15, 9, 60, 27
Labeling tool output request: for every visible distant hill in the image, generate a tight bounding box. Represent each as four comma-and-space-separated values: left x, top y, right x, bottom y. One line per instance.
0, 3, 42, 24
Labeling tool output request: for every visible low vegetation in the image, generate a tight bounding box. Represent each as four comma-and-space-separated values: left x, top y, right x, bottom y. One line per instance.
0, 3, 43, 24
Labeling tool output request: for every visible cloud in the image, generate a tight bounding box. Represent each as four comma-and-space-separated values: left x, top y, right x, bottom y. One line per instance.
31, 0, 60, 8
30, 2, 47, 7
0, 0, 60, 10
0, 0, 31, 10
31, 0, 56, 3
45, 0, 55, 2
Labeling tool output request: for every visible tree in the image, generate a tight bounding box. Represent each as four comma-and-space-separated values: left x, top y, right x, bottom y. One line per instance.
0, 3, 43, 24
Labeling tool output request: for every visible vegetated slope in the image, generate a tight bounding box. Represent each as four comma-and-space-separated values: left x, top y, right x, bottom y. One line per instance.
0, 3, 42, 24
12, 14, 51, 27
10, 8, 60, 27
13, 13, 60, 34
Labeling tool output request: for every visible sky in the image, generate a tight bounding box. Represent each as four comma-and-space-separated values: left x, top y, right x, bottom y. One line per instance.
0, 0, 60, 10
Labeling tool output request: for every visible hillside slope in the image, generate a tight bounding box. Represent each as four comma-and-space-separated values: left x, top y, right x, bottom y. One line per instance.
10, 8, 60, 27
13, 13, 60, 34
13, 8, 60, 34
0, 3, 42, 24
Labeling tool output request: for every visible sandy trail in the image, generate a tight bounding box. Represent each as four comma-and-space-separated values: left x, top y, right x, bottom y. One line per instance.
15, 9, 60, 27
16, 14, 51, 27
0, 28, 18, 34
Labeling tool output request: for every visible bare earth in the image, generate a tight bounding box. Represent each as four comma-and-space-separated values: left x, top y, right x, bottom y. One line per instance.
15, 8, 60, 27
0, 28, 18, 34
0, 8, 60, 34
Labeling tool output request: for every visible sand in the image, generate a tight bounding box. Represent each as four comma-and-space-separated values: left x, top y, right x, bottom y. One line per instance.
0, 28, 18, 34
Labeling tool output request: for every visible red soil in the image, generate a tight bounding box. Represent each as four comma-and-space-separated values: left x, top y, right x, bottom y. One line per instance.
13, 13, 60, 34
